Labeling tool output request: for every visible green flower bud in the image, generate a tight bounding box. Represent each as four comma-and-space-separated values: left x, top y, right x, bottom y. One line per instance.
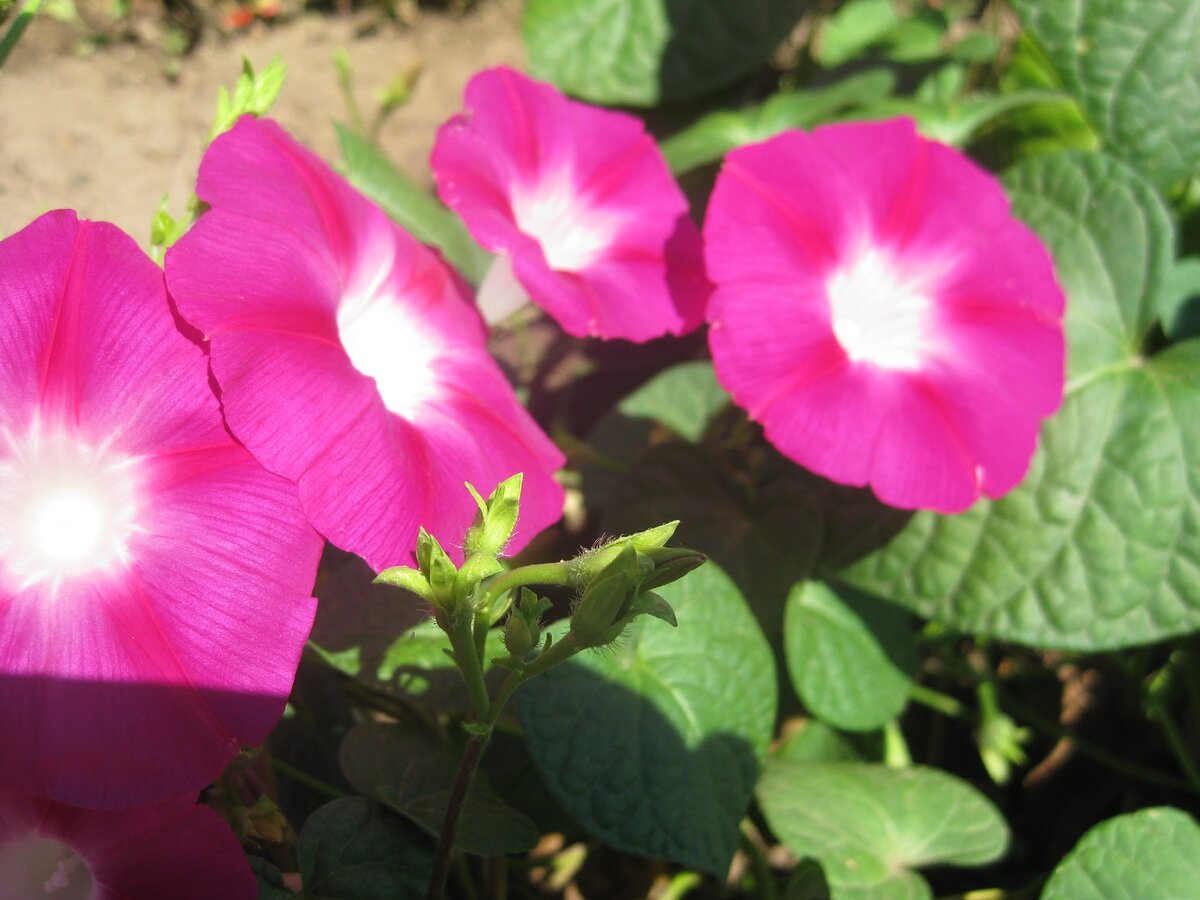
463, 473, 523, 560
570, 521, 679, 586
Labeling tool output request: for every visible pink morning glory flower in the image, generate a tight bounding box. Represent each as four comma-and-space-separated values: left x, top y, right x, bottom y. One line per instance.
0, 791, 254, 899
431, 66, 710, 342
705, 119, 1065, 513
166, 117, 565, 571
0, 211, 322, 808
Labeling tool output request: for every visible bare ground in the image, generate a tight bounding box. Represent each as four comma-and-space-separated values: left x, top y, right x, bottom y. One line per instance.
0, 0, 524, 245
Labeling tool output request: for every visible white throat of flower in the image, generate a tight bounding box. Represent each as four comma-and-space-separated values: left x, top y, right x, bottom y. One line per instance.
0, 426, 139, 592
511, 169, 620, 272
826, 244, 943, 371
338, 239, 445, 421
0, 836, 95, 900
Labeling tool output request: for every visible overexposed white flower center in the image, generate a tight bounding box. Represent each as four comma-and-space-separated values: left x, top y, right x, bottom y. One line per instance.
338, 294, 443, 421
0, 836, 95, 900
511, 170, 620, 272
0, 427, 140, 591
826, 245, 942, 371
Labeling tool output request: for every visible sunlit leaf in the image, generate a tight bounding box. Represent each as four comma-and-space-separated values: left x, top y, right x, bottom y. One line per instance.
1041, 807, 1200, 899
758, 761, 1009, 899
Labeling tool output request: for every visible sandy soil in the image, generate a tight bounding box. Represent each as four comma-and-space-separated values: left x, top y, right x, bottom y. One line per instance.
0, 0, 524, 245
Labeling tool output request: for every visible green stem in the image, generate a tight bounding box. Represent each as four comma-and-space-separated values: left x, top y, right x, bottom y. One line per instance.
739, 821, 778, 900
427, 729, 491, 900
446, 614, 491, 722
660, 871, 703, 900
487, 632, 579, 725
0, 0, 45, 69
481, 562, 575, 625
269, 757, 345, 801
1151, 705, 1200, 790
910, 683, 972, 720
1001, 691, 1200, 797
883, 719, 912, 768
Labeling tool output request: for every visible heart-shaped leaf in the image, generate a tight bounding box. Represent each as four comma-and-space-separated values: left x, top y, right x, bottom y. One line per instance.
1041, 807, 1200, 899
298, 797, 433, 899
758, 761, 1009, 899
1011, 0, 1200, 189
520, 561, 776, 874
843, 153, 1200, 650
784, 582, 917, 731
522, 0, 813, 106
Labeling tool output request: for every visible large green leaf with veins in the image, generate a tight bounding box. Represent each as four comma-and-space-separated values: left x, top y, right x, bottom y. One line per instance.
758, 761, 1009, 899
1010, 0, 1200, 189
1041, 807, 1200, 899
522, 0, 812, 106
843, 152, 1200, 650
519, 561, 776, 875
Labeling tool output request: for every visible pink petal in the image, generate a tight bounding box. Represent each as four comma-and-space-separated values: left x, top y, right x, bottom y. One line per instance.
704, 121, 1066, 512
0, 792, 254, 900
433, 67, 708, 341
167, 118, 564, 570
0, 212, 322, 807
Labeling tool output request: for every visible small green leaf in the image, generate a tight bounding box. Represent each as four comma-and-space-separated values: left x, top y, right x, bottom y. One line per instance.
248, 856, 294, 899
758, 761, 1009, 899
522, 0, 813, 106
339, 722, 538, 855
618, 361, 729, 441
337, 124, 491, 284
816, 0, 900, 68
661, 70, 896, 175
209, 56, 287, 142
1041, 807, 1200, 899
521, 561, 776, 875
773, 720, 868, 764
784, 582, 916, 732
1010, 0, 1200, 189
297, 797, 432, 900
373, 565, 433, 603
306, 640, 362, 677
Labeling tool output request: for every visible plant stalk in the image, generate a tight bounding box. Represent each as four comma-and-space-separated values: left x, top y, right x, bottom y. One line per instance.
427, 729, 491, 900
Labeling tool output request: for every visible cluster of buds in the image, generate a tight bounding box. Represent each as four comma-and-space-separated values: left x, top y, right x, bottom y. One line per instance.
375, 475, 704, 676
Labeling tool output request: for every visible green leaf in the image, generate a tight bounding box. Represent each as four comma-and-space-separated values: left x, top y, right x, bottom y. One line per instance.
843, 153, 1200, 650
661, 70, 896, 175
520, 561, 776, 874
522, 0, 813, 106
209, 57, 287, 143
336, 125, 491, 285
784, 582, 917, 731
1006, 152, 1173, 380
1163, 257, 1200, 341
618, 361, 729, 441
773, 720, 868, 764
339, 722, 538, 855
1010, 0, 1200, 189
1041, 807, 1200, 899
816, 0, 900, 68
841, 90, 1070, 150
758, 761, 1009, 899
297, 797, 432, 899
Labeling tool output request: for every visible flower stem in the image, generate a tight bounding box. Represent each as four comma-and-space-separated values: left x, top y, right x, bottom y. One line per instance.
910, 683, 972, 720
738, 820, 778, 900
0, 0, 45, 69
481, 561, 576, 625
269, 757, 345, 801
427, 729, 491, 900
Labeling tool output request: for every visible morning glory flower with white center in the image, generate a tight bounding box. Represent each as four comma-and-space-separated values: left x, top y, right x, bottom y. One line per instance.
0, 211, 322, 808
704, 119, 1065, 512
